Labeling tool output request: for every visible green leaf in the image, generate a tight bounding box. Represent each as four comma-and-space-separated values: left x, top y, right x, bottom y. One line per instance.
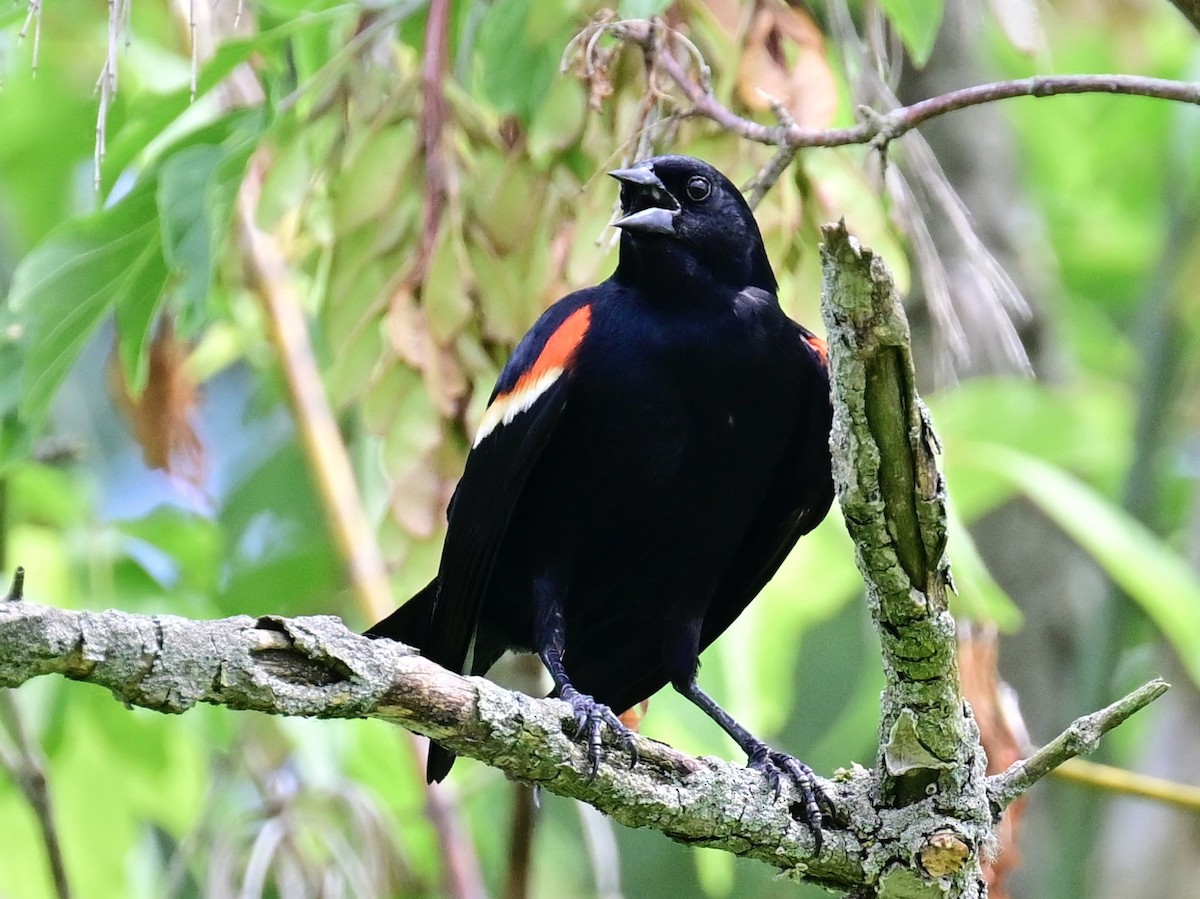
8, 177, 168, 426
157, 116, 259, 332
878, 0, 944, 67
0, 323, 30, 470
966, 444, 1200, 685
476, 0, 563, 123
9, 111, 263, 432
119, 506, 224, 594
158, 146, 229, 311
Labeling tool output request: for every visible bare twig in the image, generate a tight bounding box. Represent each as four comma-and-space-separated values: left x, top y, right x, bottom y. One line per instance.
987, 679, 1171, 814
0, 692, 72, 899
415, 747, 487, 899
501, 785, 537, 899
95, 0, 123, 191
742, 98, 800, 211
18, 0, 43, 75
581, 19, 1200, 154
189, 0, 197, 101
4, 567, 24, 602
1052, 757, 1200, 813
412, 0, 452, 286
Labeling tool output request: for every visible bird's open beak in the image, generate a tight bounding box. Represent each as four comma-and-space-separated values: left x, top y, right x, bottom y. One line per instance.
609, 167, 680, 236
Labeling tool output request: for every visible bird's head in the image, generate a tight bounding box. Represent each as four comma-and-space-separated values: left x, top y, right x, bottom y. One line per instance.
610, 155, 777, 299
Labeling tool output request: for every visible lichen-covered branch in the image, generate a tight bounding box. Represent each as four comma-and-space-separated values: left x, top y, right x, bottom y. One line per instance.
988, 678, 1170, 813
822, 223, 990, 898
0, 597, 870, 892
818, 223, 1170, 898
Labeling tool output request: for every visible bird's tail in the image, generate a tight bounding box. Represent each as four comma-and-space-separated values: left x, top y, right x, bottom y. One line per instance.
364, 579, 436, 647
363, 580, 458, 783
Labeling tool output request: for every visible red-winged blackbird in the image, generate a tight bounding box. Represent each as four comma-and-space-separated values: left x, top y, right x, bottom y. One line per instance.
368, 155, 834, 839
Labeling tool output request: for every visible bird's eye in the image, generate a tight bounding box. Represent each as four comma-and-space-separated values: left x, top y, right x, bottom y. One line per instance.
685, 176, 711, 202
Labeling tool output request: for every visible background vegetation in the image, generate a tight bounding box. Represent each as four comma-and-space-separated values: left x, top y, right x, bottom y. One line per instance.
1, 1, 1198, 897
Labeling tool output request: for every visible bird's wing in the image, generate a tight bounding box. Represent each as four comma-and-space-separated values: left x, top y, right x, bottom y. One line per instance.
419, 296, 596, 677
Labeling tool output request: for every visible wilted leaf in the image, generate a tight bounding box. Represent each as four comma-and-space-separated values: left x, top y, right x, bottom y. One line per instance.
958, 625, 1028, 898
617, 0, 672, 17
109, 316, 207, 490
737, 3, 838, 130
385, 286, 469, 418
389, 464, 445, 539
699, 0, 746, 37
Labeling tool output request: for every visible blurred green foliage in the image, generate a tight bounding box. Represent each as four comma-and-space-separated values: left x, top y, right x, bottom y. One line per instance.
1, 0, 1198, 897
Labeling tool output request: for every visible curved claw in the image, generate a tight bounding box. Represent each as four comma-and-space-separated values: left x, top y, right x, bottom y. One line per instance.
746, 745, 830, 853
560, 687, 638, 779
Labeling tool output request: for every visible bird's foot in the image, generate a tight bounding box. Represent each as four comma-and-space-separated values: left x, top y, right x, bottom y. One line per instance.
560, 686, 639, 778
746, 742, 831, 851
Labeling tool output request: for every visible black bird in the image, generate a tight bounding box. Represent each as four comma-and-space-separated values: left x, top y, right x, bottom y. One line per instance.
367, 155, 834, 837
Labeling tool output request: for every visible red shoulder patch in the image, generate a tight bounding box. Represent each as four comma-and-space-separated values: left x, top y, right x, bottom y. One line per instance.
804, 333, 828, 365
473, 304, 592, 446
515, 304, 592, 395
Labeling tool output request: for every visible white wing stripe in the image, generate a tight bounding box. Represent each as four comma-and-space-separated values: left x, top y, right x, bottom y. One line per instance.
472, 367, 564, 447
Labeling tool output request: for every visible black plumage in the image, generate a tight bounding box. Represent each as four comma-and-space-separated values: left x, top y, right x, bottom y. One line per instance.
367, 155, 834, 840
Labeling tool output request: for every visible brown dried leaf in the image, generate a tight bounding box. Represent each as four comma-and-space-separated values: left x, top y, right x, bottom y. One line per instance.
618, 700, 650, 732
959, 625, 1029, 899
737, 2, 838, 130
386, 284, 468, 419
388, 464, 443, 539
109, 316, 207, 491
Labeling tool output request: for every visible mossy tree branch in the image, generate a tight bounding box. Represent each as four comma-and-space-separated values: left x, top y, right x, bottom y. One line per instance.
822, 222, 990, 897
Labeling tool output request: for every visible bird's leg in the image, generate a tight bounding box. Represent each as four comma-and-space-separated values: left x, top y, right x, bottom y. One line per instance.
534, 580, 638, 778
675, 678, 830, 848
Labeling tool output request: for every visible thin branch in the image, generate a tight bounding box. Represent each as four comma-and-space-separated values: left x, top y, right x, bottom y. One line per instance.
1052, 758, 1200, 813
0, 693, 73, 899
418, 750, 487, 899
411, 0, 453, 286
1, 569, 71, 899
18, 0, 43, 75
987, 679, 1171, 814
501, 785, 537, 899
588, 20, 1200, 154
189, 0, 197, 101
741, 98, 799, 211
